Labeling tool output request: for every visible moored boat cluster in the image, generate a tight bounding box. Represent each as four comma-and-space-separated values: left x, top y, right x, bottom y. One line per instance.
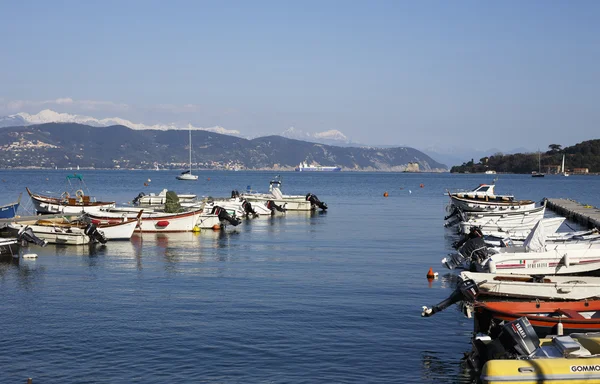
424, 182, 600, 383
0, 174, 328, 257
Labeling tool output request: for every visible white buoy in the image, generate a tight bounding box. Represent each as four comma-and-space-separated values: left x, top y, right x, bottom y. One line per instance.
23, 253, 38, 259
557, 321, 564, 335
488, 258, 497, 273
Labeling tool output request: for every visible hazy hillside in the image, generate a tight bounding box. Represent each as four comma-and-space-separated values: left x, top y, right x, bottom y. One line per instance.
0, 123, 448, 171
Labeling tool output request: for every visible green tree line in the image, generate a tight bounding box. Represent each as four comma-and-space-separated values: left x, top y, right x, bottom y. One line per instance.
450, 139, 600, 174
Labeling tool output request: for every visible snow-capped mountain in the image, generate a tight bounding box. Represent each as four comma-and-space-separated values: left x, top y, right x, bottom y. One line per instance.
281, 127, 352, 146
0, 109, 241, 136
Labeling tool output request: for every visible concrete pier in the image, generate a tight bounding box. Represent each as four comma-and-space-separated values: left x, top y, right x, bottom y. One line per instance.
545, 198, 600, 229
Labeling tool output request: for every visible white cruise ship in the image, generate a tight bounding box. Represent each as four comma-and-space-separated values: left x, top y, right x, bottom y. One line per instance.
295, 161, 341, 172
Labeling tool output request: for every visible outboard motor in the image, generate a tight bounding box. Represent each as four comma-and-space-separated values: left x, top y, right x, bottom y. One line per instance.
211, 206, 242, 226
84, 224, 108, 244
132, 192, 146, 205
443, 236, 490, 270
458, 237, 489, 264
453, 226, 484, 250
468, 317, 540, 371
17, 226, 48, 247
422, 278, 480, 317
444, 207, 467, 227
241, 199, 258, 217
306, 193, 327, 210
266, 200, 286, 213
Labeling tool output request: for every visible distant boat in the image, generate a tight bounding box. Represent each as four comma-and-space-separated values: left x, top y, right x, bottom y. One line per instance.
0, 193, 21, 219
484, 170, 496, 175
532, 150, 545, 177
562, 154, 569, 177
176, 126, 198, 181
295, 161, 341, 172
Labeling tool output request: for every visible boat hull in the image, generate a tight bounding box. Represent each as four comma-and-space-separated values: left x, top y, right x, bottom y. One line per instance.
482, 357, 600, 384
242, 195, 312, 211
475, 299, 600, 337
451, 195, 536, 213
461, 271, 600, 300
9, 223, 91, 245
0, 202, 19, 219
89, 209, 205, 232
0, 238, 20, 258
27, 188, 115, 215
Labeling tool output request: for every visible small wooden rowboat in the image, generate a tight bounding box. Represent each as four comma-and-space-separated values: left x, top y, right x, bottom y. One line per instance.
474, 299, 600, 337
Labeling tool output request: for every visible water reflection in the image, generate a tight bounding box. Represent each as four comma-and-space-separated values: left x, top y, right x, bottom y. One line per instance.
421, 350, 476, 384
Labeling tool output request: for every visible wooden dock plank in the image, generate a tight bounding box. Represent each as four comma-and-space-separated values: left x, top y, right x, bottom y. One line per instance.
545, 198, 600, 229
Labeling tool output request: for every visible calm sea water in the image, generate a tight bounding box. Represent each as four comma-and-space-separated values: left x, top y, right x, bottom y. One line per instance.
0, 170, 598, 383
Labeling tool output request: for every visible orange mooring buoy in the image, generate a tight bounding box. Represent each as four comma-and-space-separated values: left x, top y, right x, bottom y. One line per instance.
420, 183, 424, 188
207, 178, 210, 181
383, 191, 389, 197
426, 267, 435, 279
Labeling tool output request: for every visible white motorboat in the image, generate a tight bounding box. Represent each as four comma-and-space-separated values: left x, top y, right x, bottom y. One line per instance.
239, 177, 327, 211
176, 126, 198, 181
461, 271, 600, 301
133, 189, 197, 206
202, 196, 284, 218
89, 208, 205, 232
443, 221, 600, 275
448, 183, 535, 213
8, 213, 140, 242
456, 206, 548, 235
0, 226, 48, 256
6, 221, 108, 245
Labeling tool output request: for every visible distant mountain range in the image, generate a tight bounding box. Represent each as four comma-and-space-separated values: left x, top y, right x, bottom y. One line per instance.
2, 109, 514, 167
0, 122, 448, 171
0, 109, 241, 136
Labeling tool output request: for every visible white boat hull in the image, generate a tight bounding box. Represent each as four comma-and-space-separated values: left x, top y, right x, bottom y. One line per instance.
241, 195, 311, 211
461, 271, 600, 300
480, 246, 600, 275
459, 207, 548, 237
9, 223, 91, 245
450, 196, 536, 213
89, 209, 204, 232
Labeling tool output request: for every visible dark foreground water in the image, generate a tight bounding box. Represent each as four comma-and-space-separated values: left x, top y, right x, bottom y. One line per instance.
0, 170, 598, 383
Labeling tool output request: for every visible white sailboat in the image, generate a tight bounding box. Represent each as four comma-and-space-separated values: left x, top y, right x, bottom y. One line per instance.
562, 154, 569, 177
176, 125, 198, 181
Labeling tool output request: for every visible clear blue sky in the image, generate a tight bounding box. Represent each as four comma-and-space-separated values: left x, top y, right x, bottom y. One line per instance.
1, 0, 598, 152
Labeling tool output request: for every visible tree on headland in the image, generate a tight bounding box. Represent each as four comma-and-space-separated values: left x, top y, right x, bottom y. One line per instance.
548, 144, 562, 153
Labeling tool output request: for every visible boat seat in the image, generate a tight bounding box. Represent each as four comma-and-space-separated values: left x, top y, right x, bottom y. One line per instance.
82, 196, 90, 203
68, 198, 77, 205
554, 309, 586, 319
552, 336, 592, 357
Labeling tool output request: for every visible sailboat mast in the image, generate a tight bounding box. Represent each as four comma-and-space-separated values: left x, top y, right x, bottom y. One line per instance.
189, 128, 192, 173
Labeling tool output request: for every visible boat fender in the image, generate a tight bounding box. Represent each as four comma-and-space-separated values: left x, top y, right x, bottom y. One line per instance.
557, 321, 563, 336
156, 221, 169, 227
562, 254, 570, 268
488, 259, 497, 273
